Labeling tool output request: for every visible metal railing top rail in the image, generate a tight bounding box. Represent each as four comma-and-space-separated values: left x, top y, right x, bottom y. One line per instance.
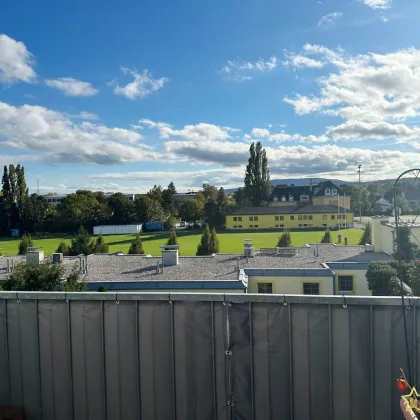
0, 290, 415, 306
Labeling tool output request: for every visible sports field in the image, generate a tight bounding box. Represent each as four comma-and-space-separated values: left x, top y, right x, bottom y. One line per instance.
0, 228, 364, 256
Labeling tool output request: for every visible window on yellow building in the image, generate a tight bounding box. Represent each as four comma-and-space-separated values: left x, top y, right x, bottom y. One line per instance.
254, 225, 259, 228
290, 216, 295, 220
238, 217, 242, 221
298, 224, 302, 227
233, 217, 238, 222
275, 216, 279, 221
280, 224, 284, 227
249, 224, 253, 228
338, 276, 353, 293
254, 216, 259, 221
309, 215, 313, 220
298, 215, 302, 220
331, 215, 335, 219
303, 283, 319, 295
233, 225, 237, 228
322, 215, 327, 220
280, 216, 284, 220
249, 216, 253, 221
258, 283, 273, 294
275, 224, 279, 228
303, 215, 308, 220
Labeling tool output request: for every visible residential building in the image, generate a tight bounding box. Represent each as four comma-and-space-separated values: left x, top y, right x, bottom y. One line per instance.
227, 180, 353, 230
371, 215, 420, 255
227, 205, 353, 230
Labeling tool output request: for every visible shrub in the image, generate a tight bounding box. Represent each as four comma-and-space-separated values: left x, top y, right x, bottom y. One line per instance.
18, 233, 33, 255
320, 228, 332, 244
197, 225, 211, 255
167, 231, 179, 246
128, 234, 145, 254
69, 227, 94, 256
56, 241, 70, 256
164, 215, 176, 230
92, 235, 109, 253
209, 226, 220, 254
359, 222, 372, 245
277, 230, 292, 247
98, 285, 107, 292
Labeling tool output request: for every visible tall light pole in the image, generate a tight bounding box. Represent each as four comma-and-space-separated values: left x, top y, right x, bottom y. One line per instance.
357, 165, 362, 222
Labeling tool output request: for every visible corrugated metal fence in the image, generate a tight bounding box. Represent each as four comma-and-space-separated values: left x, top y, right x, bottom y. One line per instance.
0, 292, 417, 420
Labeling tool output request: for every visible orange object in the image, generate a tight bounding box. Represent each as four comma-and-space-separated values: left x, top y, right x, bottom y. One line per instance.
398, 379, 410, 392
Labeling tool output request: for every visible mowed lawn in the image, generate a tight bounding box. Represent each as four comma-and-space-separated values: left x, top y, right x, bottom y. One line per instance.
0, 229, 364, 256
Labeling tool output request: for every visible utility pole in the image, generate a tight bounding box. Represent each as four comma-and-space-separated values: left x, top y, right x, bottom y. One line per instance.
357, 165, 362, 222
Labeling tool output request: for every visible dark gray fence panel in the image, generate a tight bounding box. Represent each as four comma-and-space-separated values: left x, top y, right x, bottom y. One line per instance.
252, 303, 291, 420
331, 306, 371, 420
174, 301, 215, 420
7, 300, 41, 420
0, 300, 10, 406
70, 301, 106, 420
104, 301, 139, 420
138, 301, 174, 420
38, 300, 73, 420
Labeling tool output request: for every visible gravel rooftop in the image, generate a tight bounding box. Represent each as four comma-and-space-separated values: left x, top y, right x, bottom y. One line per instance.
0, 244, 391, 283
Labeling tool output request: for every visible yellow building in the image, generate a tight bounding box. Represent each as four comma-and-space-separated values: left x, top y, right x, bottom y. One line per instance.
227, 180, 353, 230
227, 205, 353, 230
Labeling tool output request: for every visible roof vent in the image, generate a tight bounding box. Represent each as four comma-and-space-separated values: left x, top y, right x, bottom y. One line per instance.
160, 245, 179, 266
244, 239, 255, 258
52, 253, 63, 264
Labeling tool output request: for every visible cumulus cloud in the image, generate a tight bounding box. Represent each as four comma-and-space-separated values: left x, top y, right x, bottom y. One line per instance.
251, 128, 271, 138
0, 34, 36, 84
0, 100, 161, 165
284, 45, 420, 125
364, 0, 391, 9
140, 119, 233, 142
317, 12, 343, 27
45, 77, 98, 96
112, 67, 168, 99
221, 56, 278, 82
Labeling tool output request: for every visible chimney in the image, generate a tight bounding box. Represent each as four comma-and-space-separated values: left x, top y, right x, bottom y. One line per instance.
52, 253, 63, 264
160, 245, 179, 266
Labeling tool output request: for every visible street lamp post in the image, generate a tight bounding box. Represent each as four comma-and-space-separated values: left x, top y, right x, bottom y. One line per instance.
358, 165, 362, 222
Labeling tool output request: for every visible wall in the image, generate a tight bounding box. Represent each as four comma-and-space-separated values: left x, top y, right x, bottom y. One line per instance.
0, 292, 416, 420
313, 196, 351, 209
248, 274, 334, 294
333, 268, 371, 296
226, 212, 354, 230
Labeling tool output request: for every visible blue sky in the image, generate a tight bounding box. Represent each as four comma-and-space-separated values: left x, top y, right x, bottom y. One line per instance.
1, 0, 420, 193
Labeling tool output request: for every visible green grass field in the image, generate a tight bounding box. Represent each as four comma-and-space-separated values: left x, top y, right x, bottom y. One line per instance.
0, 228, 364, 256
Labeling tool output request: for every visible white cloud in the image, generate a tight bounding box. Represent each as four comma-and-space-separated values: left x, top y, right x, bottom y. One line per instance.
0, 100, 160, 165
364, 0, 391, 10
140, 119, 233, 142
283, 54, 324, 70
284, 45, 420, 124
251, 128, 270, 138
0, 34, 36, 84
221, 56, 278, 82
269, 132, 329, 143
45, 77, 98, 96
112, 67, 168, 99
78, 111, 99, 120
317, 12, 343, 27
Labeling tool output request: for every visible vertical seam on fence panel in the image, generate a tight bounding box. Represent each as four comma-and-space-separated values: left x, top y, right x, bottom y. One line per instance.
49, 305, 56, 420
4, 299, 11, 404
348, 308, 352, 420
136, 300, 142, 419
35, 300, 43, 419
211, 301, 217, 420
249, 302, 255, 420
101, 300, 108, 420
328, 304, 333, 420
288, 304, 294, 420
370, 305, 374, 420
18, 301, 24, 410
67, 300, 75, 420
414, 305, 417, 388
307, 310, 312, 420
82, 307, 88, 420
170, 300, 177, 420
